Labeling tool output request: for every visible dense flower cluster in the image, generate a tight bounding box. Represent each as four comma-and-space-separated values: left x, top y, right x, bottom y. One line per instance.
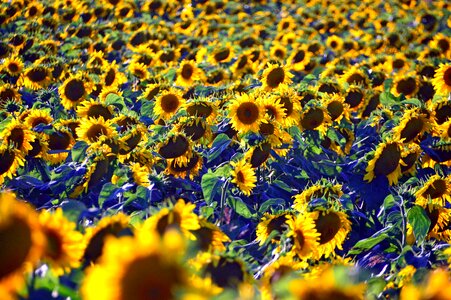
0, 0, 451, 299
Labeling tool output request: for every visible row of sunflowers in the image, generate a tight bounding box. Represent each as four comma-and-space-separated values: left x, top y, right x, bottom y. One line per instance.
1, 0, 451, 299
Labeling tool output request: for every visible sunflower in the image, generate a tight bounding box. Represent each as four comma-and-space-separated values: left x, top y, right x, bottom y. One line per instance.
260, 63, 293, 91
245, 140, 272, 168
272, 85, 302, 128
393, 108, 432, 143
326, 35, 344, 52
257, 94, 287, 124
26, 133, 49, 160
429, 33, 451, 58
299, 105, 331, 136
2, 56, 23, 76
18, 65, 52, 90
311, 209, 352, 259
208, 44, 234, 65
76, 117, 116, 145
154, 89, 185, 120
339, 66, 370, 88
401, 143, 422, 175
228, 92, 264, 134
230, 159, 257, 196
24, 109, 53, 128
364, 138, 404, 185
256, 212, 293, 246
392, 72, 419, 98
436, 119, 451, 141
431, 98, 451, 125
400, 269, 451, 300
175, 60, 203, 88
293, 182, 343, 212
289, 267, 366, 300
185, 97, 218, 124
128, 61, 149, 80
38, 208, 85, 275
77, 99, 114, 120
59, 72, 94, 110
1, 118, 36, 154
415, 175, 451, 207
270, 43, 287, 61
192, 218, 230, 252
288, 44, 312, 72
157, 133, 192, 166
81, 229, 189, 300
285, 213, 320, 259
98, 85, 123, 103
102, 61, 127, 88
344, 84, 366, 110
432, 63, 451, 95
83, 213, 131, 265
0, 84, 21, 109
230, 54, 256, 78
200, 254, 249, 290
322, 93, 350, 123
141, 199, 200, 240
130, 163, 150, 187
260, 254, 307, 300
0, 192, 45, 294
205, 68, 229, 87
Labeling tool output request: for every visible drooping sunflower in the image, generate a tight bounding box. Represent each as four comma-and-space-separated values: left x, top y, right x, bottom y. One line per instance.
322, 93, 351, 123
273, 84, 302, 128
364, 138, 404, 185
81, 229, 189, 300
157, 133, 192, 167
129, 163, 150, 187
401, 143, 422, 175
299, 105, 332, 136
339, 66, 370, 88
288, 43, 312, 72
192, 218, 230, 252
293, 182, 343, 212
175, 60, 203, 88
392, 108, 432, 143
165, 152, 203, 180
256, 212, 293, 246
286, 213, 321, 259
0, 145, 24, 185
257, 94, 287, 124
0, 84, 21, 109
154, 89, 185, 120
77, 99, 114, 120
59, 72, 94, 110
38, 208, 85, 276
245, 140, 272, 168
76, 117, 116, 145
228, 92, 264, 134
311, 209, 352, 258
415, 175, 451, 207
0, 118, 36, 154
141, 199, 200, 240
83, 213, 131, 265
260, 63, 293, 91
230, 159, 257, 196
18, 65, 52, 90
2, 56, 23, 76
102, 61, 128, 88
185, 97, 218, 124
0, 192, 45, 294
432, 63, 451, 95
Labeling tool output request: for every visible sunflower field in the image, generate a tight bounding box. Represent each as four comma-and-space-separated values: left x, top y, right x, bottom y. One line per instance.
1, 0, 451, 299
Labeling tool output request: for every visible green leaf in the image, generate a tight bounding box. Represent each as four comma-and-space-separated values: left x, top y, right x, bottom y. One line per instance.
383, 195, 397, 210
106, 93, 126, 111
402, 98, 422, 107
70, 141, 88, 162
227, 195, 253, 219
349, 233, 389, 255
60, 200, 87, 223
259, 198, 285, 213
200, 206, 215, 219
201, 171, 223, 204
0, 116, 12, 131
407, 206, 431, 243
98, 183, 119, 207
208, 133, 231, 162
366, 277, 387, 300
380, 92, 399, 107
140, 100, 155, 117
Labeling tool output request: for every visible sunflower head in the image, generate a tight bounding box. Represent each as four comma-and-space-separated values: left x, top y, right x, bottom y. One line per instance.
154, 89, 185, 120
228, 92, 264, 134
432, 63, 451, 95
59, 72, 94, 110
230, 159, 257, 196
261, 63, 293, 91
364, 139, 403, 186
76, 117, 116, 145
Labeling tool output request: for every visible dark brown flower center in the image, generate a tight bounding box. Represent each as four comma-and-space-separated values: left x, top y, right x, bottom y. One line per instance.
400, 117, 423, 142
315, 212, 342, 244
214, 48, 230, 62
423, 179, 447, 199
327, 101, 344, 121
44, 228, 63, 260
204, 258, 244, 289
236, 102, 259, 125
104, 69, 116, 86
160, 94, 180, 113
48, 131, 72, 150
443, 67, 451, 87
396, 78, 417, 96
87, 104, 112, 120
64, 79, 85, 102
301, 108, 324, 130
158, 135, 189, 159
266, 67, 285, 88
374, 143, 401, 176
345, 91, 363, 108
27, 68, 47, 82
181, 64, 193, 79
7, 127, 24, 149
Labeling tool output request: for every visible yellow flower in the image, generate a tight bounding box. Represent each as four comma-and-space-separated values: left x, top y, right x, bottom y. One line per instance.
191, 218, 230, 252
130, 163, 150, 187
230, 159, 257, 196
77, 99, 114, 120
2, 56, 23, 76
0, 192, 45, 294
260, 63, 293, 91
256, 212, 292, 246
76, 117, 117, 145
1, 118, 36, 154
59, 72, 94, 110
175, 60, 204, 88
432, 63, 451, 95
38, 209, 85, 275
17, 65, 52, 90
392, 108, 432, 143
415, 175, 451, 207
400, 269, 451, 300
141, 199, 200, 240
228, 92, 264, 134
364, 139, 404, 186
154, 89, 185, 121
286, 213, 321, 259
